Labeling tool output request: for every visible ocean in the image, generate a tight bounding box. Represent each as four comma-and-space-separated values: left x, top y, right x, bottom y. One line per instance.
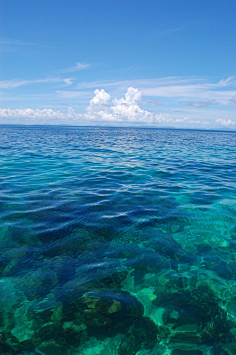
0, 125, 236, 355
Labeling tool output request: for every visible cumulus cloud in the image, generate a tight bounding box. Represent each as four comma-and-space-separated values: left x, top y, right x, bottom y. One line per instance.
181, 100, 219, 108
0, 87, 217, 127
60, 62, 89, 73
82, 87, 169, 124
215, 118, 236, 126
110, 88, 166, 123
86, 89, 111, 114
113, 87, 142, 106
0, 107, 66, 120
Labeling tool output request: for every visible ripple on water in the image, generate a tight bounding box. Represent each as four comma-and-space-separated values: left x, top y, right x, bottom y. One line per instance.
0, 126, 236, 354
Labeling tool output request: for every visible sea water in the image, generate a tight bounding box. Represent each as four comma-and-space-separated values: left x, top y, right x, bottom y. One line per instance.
0, 125, 236, 354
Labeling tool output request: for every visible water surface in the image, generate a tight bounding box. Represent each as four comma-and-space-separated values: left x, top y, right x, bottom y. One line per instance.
0, 126, 236, 354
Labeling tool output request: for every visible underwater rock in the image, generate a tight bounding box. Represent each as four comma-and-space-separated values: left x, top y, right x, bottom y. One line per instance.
98, 271, 128, 290
120, 285, 162, 325
61, 320, 86, 347
172, 350, 203, 355
11, 303, 35, 343
27, 298, 62, 330
0, 278, 27, 336
201, 314, 231, 344
73, 334, 123, 355
163, 305, 204, 328
36, 340, 67, 355
0, 333, 14, 355
146, 235, 199, 267
201, 255, 236, 280
196, 244, 212, 253
169, 322, 202, 345
166, 273, 197, 291
210, 346, 236, 355
222, 295, 236, 329
63, 321, 86, 332
76, 291, 144, 337
20, 297, 64, 345
152, 281, 232, 347
118, 317, 158, 355
11, 325, 34, 343
35, 322, 59, 342
132, 251, 167, 285
82, 296, 122, 315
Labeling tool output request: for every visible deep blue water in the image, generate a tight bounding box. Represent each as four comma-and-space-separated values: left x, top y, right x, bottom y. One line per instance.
0, 125, 236, 355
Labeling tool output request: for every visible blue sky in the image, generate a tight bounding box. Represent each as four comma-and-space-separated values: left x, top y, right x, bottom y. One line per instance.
0, 0, 236, 128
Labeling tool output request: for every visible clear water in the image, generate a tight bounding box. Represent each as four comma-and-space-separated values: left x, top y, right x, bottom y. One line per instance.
0, 125, 236, 355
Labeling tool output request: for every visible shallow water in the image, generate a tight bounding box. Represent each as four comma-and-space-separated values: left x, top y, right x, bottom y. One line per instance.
0, 125, 236, 354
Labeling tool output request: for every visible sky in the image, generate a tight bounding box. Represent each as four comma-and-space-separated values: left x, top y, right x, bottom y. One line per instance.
0, 0, 236, 129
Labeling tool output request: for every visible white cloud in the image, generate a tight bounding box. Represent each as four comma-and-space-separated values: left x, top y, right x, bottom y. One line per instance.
229, 95, 236, 105
143, 99, 162, 107
61, 78, 74, 87
74, 76, 236, 104
181, 100, 219, 108
215, 118, 236, 126
0, 107, 66, 122
0, 77, 73, 90
0, 88, 174, 125
157, 25, 188, 38
110, 87, 165, 123
60, 62, 89, 73
217, 77, 234, 87
0, 87, 235, 129
75, 87, 168, 124
86, 89, 111, 114
113, 87, 142, 106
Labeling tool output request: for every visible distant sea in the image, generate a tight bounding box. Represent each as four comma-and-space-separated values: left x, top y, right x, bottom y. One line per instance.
1, 125, 236, 355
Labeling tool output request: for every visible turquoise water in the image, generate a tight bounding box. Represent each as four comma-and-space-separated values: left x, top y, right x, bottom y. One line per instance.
0, 125, 236, 355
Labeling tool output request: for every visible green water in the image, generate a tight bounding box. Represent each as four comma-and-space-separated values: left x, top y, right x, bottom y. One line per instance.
0, 126, 236, 354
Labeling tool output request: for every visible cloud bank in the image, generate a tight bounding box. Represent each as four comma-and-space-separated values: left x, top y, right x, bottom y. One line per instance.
0, 87, 179, 125
0, 108, 65, 120
0, 87, 235, 128
215, 118, 236, 126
